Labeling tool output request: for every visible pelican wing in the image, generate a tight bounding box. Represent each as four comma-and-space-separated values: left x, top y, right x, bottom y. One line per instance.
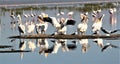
101, 27, 109, 34
65, 19, 76, 25
43, 17, 52, 24
111, 44, 119, 48
18, 24, 25, 33
110, 29, 120, 34
101, 45, 109, 52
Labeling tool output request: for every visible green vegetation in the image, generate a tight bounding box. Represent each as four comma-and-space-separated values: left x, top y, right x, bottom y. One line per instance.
0, 2, 119, 16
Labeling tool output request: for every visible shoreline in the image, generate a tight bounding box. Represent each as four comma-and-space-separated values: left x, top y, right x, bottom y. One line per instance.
0, 1, 119, 7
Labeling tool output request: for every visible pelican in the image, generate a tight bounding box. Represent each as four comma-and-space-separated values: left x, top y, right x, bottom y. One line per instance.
63, 11, 76, 25
79, 39, 90, 53
101, 43, 119, 52
17, 14, 25, 35
77, 12, 88, 35
27, 21, 35, 34
28, 40, 36, 52
41, 13, 61, 30
92, 14, 105, 34
57, 18, 67, 35
93, 38, 104, 48
36, 15, 48, 34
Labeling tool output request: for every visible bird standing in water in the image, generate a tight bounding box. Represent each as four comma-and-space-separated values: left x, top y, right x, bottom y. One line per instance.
17, 14, 25, 35
92, 14, 105, 34
77, 12, 89, 35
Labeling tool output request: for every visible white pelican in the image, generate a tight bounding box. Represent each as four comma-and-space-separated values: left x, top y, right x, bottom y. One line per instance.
41, 13, 61, 30
27, 21, 35, 34
93, 38, 104, 48
63, 11, 76, 25
36, 15, 48, 34
77, 13, 88, 35
57, 18, 67, 35
79, 39, 90, 53
92, 14, 105, 34
17, 14, 25, 35
28, 40, 36, 52
101, 43, 119, 52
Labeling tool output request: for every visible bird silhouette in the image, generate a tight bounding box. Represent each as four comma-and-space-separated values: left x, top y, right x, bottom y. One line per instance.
101, 27, 120, 34
101, 43, 119, 52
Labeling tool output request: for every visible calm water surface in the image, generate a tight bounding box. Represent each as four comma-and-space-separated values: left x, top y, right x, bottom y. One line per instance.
0, 2, 120, 64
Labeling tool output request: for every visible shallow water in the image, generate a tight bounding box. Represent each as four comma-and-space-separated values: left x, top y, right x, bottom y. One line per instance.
0, 2, 120, 64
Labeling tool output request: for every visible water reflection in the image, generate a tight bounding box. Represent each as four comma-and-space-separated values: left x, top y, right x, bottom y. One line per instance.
1, 37, 118, 59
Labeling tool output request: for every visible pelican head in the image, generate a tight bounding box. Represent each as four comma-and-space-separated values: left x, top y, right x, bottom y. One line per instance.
17, 14, 21, 18
97, 9, 101, 13
68, 11, 74, 16
109, 8, 114, 14
85, 12, 88, 15
60, 11, 64, 15
38, 15, 43, 20
41, 13, 48, 18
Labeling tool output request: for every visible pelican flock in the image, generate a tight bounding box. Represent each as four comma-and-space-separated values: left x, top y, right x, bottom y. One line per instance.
7, 8, 120, 58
